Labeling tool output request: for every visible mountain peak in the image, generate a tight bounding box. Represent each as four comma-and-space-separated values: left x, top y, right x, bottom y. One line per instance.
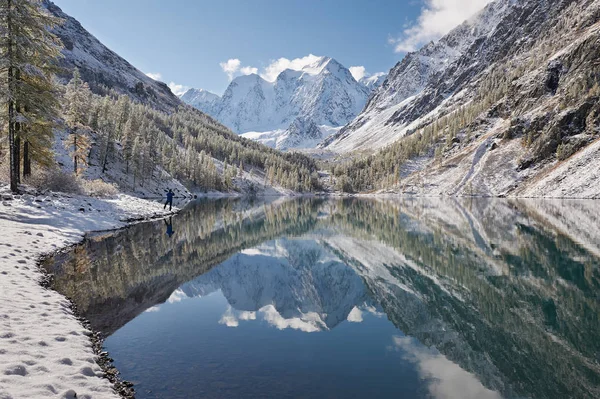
182, 55, 373, 144
301, 56, 332, 75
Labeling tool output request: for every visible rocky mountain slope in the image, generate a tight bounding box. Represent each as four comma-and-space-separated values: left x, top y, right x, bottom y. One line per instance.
181, 57, 371, 150
324, 0, 600, 198
179, 88, 221, 116
41, 1, 321, 196
45, 1, 180, 112
321, 0, 517, 152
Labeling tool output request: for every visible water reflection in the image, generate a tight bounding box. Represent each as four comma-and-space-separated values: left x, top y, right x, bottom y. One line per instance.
44, 198, 600, 399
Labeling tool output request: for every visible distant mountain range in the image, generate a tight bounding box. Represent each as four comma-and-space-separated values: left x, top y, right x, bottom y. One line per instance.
180, 57, 385, 150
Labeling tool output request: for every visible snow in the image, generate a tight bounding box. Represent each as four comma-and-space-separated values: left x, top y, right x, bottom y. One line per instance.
323, 0, 516, 153
358, 72, 387, 90
241, 124, 342, 151
517, 138, 600, 199
46, 2, 180, 112
179, 88, 221, 116
0, 185, 181, 399
181, 56, 371, 150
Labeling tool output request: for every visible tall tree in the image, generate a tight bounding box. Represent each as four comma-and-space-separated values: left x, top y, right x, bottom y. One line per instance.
64, 68, 91, 175
0, 0, 63, 191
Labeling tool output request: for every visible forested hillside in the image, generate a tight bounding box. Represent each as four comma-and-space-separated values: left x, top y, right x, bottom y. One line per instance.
0, 1, 322, 196
63, 72, 321, 193
327, 0, 600, 197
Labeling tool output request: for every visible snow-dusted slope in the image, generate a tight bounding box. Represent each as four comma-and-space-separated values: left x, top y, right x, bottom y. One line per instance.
241, 118, 341, 151
179, 88, 221, 116
359, 72, 387, 90
45, 1, 181, 112
321, 0, 517, 152
181, 56, 371, 150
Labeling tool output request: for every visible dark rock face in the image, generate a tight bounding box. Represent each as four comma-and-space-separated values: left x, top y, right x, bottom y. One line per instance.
386, 0, 573, 128
531, 100, 598, 161
545, 60, 563, 95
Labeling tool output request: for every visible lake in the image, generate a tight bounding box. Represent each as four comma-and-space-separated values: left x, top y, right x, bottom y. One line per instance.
43, 198, 600, 399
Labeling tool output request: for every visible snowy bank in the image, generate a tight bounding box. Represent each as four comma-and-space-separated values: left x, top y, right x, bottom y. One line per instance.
0, 185, 181, 399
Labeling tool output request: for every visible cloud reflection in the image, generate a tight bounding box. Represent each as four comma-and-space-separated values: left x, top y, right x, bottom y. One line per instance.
392, 336, 502, 399
218, 304, 326, 333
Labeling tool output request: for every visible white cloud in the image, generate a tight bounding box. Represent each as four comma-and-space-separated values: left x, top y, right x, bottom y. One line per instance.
219, 54, 322, 82
168, 82, 190, 96
347, 307, 364, 323
220, 58, 242, 80
261, 54, 321, 82
391, 336, 503, 399
392, 0, 494, 52
145, 71, 189, 96
219, 306, 240, 327
167, 289, 187, 303
259, 305, 324, 333
349, 66, 367, 82
146, 72, 162, 81
240, 66, 258, 75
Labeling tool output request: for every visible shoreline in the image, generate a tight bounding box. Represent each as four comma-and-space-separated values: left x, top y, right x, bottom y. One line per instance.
37, 210, 186, 398
2, 191, 599, 398
0, 187, 186, 399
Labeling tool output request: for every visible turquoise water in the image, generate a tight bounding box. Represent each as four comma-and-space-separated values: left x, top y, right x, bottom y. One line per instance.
45, 198, 600, 399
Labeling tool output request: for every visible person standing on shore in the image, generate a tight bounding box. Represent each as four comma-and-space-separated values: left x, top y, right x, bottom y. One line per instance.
164, 189, 174, 211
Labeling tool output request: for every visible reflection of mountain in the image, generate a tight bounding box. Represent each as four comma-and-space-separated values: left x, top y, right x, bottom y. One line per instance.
324, 198, 600, 399
44, 197, 600, 399
180, 238, 368, 331
43, 199, 324, 336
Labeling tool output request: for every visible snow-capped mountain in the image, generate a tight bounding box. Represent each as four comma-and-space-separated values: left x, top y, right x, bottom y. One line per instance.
179, 88, 221, 116
321, 0, 600, 198
359, 72, 387, 90
241, 117, 334, 151
321, 0, 517, 152
181, 56, 372, 150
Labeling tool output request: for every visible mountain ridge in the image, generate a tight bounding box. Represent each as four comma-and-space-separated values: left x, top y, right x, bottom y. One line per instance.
180, 56, 374, 150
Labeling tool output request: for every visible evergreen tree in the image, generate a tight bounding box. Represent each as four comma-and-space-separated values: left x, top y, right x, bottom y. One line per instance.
64, 68, 91, 175
0, 0, 63, 191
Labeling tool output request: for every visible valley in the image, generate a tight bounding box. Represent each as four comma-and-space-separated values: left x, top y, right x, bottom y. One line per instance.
0, 0, 599, 398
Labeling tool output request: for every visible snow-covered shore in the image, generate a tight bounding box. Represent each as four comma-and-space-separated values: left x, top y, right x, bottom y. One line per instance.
0, 185, 181, 399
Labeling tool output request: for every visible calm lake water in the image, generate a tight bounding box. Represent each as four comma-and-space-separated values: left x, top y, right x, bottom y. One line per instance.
44, 198, 600, 399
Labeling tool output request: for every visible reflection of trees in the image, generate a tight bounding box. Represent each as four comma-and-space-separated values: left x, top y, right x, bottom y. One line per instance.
44, 198, 323, 336
324, 198, 600, 399
43, 197, 600, 399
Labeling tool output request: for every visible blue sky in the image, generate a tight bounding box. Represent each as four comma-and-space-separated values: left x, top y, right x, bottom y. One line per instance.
52, 0, 492, 95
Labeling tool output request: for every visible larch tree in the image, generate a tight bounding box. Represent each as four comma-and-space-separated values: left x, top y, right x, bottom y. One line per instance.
64, 68, 91, 175
121, 108, 141, 174
0, 0, 63, 192
97, 96, 115, 173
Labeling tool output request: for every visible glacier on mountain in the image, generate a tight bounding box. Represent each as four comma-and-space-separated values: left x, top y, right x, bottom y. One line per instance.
181, 56, 372, 150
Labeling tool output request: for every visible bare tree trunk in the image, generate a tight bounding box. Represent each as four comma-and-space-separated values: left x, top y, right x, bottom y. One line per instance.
13, 135, 20, 186
73, 132, 78, 175
23, 140, 31, 178
101, 133, 111, 173
7, 0, 17, 192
